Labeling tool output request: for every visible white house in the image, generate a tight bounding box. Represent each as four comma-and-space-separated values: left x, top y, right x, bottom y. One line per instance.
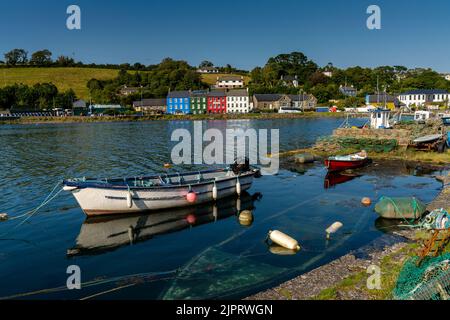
398, 89, 450, 108
215, 75, 244, 89
226, 89, 251, 113
197, 66, 219, 74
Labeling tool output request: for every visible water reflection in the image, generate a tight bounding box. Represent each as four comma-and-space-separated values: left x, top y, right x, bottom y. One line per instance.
67, 192, 262, 257
324, 172, 362, 189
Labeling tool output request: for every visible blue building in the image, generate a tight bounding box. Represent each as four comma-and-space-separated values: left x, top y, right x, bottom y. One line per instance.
167, 91, 191, 114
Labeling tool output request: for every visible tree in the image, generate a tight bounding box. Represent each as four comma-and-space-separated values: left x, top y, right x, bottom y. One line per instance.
56, 55, 75, 67
30, 49, 53, 66
4, 49, 28, 65
199, 60, 214, 68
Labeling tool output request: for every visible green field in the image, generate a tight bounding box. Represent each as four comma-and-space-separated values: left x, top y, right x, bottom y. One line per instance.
0, 67, 251, 100
0, 67, 121, 100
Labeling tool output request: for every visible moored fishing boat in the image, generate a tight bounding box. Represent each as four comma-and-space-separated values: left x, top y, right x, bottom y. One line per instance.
324, 151, 371, 172
63, 164, 260, 217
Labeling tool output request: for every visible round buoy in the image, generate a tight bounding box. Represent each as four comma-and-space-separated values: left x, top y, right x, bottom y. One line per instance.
186, 191, 197, 203
186, 214, 196, 225
0, 213, 8, 221
238, 210, 253, 227
361, 197, 372, 206
164, 163, 172, 169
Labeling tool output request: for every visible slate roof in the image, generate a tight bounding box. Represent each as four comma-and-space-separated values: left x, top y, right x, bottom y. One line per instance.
217, 75, 243, 82
207, 90, 227, 97
167, 91, 191, 98
253, 94, 282, 102
400, 89, 449, 95
226, 89, 248, 97
366, 94, 397, 103
133, 99, 166, 107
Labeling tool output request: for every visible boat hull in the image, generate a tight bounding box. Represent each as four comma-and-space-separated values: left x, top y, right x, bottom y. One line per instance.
324, 158, 370, 172
68, 173, 255, 217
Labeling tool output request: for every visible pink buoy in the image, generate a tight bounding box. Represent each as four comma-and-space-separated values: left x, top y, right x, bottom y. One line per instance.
186, 214, 196, 225
186, 191, 197, 203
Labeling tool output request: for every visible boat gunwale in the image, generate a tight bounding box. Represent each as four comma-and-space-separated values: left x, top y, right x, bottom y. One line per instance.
63, 168, 256, 191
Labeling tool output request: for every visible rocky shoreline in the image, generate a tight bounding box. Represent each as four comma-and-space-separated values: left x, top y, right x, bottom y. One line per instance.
247, 174, 449, 300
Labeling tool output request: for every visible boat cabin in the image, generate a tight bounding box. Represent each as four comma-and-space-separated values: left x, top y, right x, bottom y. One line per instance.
414, 111, 431, 122
370, 108, 391, 129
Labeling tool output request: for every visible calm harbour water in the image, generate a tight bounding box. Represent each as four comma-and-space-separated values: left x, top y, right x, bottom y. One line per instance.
0, 118, 443, 299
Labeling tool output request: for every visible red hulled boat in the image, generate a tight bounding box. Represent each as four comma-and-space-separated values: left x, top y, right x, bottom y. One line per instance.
324, 151, 371, 172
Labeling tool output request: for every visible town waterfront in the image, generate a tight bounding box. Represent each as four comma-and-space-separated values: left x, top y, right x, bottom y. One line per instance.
0, 118, 444, 299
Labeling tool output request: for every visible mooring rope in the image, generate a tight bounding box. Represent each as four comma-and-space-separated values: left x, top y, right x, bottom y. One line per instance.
0, 182, 63, 237
0, 269, 179, 300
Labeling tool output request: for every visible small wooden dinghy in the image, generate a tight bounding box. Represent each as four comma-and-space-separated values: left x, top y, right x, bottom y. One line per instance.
324, 151, 371, 172
63, 165, 260, 217
413, 134, 442, 144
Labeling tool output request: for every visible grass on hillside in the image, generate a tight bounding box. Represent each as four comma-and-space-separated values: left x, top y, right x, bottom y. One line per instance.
0, 67, 252, 100
0, 67, 121, 100
200, 73, 251, 86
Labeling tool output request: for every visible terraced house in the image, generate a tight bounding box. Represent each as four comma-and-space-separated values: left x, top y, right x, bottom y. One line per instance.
226, 89, 251, 113
167, 91, 191, 114
190, 90, 208, 114
207, 90, 227, 114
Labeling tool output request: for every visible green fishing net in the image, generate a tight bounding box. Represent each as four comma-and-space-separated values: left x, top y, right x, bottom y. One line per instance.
394, 254, 450, 300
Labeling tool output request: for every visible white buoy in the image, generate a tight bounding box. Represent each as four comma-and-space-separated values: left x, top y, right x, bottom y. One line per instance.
268, 230, 300, 251
212, 183, 218, 201
127, 191, 133, 209
236, 198, 241, 212
0, 213, 8, 221
236, 178, 241, 196
326, 222, 343, 239
213, 205, 218, 221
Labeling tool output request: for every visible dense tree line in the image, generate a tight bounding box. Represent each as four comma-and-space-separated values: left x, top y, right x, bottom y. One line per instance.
249, 52, 450, 104
0, 83, 76, 110
87, 58, 208, 105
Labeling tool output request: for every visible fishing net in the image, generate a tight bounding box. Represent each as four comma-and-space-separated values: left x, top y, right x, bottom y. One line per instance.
374, 197, 427, 221
336, 137, 398, 152
394, 254, 450, 300
161, 248, 288, 300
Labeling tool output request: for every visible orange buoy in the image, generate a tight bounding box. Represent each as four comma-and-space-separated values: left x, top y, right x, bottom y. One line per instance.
186, 191, 197, 203
361, 197, 372, 206
164, 163, 172, 169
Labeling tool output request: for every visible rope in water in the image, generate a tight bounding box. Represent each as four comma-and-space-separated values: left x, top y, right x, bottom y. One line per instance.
0, 269, 179, 300
0, 182, 63, 237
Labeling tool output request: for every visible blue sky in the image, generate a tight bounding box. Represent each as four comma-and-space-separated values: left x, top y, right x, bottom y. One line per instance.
1, 0, 450, 71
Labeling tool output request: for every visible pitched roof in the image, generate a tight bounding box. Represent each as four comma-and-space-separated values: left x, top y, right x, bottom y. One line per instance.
207, 90, 227, 97
217, 75, 243, 82
288, 94, 311, 101
191, 90, 208, 97
167, 90, 191, 98
400, 89, 449, 95
226, 89, 248, 97
366, 94, 398, 103
253, 94, 282, 102
133, 99, 166, 107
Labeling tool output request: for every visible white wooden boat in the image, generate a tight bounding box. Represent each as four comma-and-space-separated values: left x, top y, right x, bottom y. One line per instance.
63, 167, 260, 217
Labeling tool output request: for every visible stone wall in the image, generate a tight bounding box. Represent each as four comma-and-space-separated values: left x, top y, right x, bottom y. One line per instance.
333, 128, 411, 146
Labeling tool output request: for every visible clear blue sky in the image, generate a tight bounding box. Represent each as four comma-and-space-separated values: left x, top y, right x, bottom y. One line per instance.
1, 0, 450, 71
